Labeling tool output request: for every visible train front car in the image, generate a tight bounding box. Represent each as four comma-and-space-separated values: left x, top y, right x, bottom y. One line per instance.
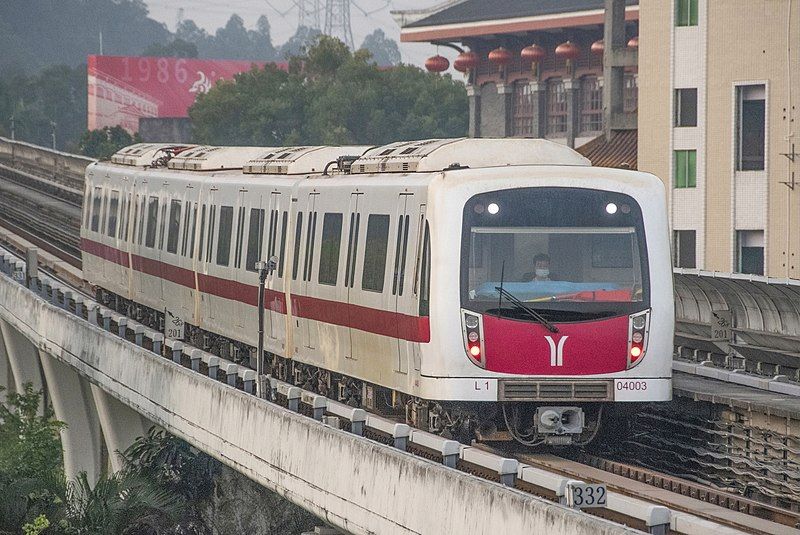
425, 164, 673, 446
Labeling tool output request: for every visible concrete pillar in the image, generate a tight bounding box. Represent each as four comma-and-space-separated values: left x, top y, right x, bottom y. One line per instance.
603, 0, 637, 134
39, 351, 104, 483
564, 78, 579, 148
0, 319, 44, 396
530, 81, 547, 138
467, 85, 481, 138
90, 384, 150, 472
0, 324, 13, 402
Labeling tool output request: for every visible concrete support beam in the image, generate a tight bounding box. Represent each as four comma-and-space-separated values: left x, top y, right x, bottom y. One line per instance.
530, 81, 547, 138
39, 351, 104, 483
91, 384, 151, 472
565, 78, 579, 148
603, 0, 637, 135
0, 323, 13, 402
0, 318, 44, 396
466, 85, 481, 138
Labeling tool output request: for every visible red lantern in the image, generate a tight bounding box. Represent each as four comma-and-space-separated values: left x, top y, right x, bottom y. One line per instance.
520, 44, 547, 63
590, 39, 605, 55
555, 41, 581, 61
453, 51, 478, 73
488, 46, 512, 66
627, 36, 639, 49
425, 55, 450, 73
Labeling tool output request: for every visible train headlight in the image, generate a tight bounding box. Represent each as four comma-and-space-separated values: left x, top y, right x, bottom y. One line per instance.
627, 310, 650, 369
605, 202, 618, 215
462, 310, 486, 368
487, 203, 500, 215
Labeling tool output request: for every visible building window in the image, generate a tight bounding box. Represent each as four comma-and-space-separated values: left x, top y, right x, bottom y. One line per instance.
674, 150, 697, 188
580, 76, 603, 133
676, 0, 698, 26
546, 79, 567, 137
674, 88, 697, 127
673, 230, 696, 268
512, 81, 535, 136
736, 85, 766, 171
624, 73, 638, 114
737, 230, 764, 275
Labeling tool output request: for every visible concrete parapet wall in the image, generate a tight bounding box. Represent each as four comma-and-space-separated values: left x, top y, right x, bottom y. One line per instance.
0, 136, 93, 188
0, 272, 636, 535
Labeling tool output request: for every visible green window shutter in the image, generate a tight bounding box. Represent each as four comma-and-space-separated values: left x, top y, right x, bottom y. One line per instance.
674, 150, 686, 188
689, 0, 699, 25
687, 150, 697, 187
676, 0, 686, 26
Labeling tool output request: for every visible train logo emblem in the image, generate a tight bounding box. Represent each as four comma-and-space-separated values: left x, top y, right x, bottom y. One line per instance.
544, 335, 569, 366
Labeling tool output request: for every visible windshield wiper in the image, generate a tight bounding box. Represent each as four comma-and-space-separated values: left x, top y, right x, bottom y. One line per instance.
494, 286, 559, 333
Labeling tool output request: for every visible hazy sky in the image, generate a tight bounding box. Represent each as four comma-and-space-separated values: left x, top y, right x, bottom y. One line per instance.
144, 0, 455, 67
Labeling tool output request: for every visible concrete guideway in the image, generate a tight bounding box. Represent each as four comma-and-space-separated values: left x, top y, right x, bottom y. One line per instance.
0, 255, 639, 535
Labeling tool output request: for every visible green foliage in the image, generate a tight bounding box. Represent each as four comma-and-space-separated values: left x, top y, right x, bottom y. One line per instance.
78, 127, 141, 160
63, 471, 183, 535
176, 14, 277, 61
0, 384, 66, 533
359, 29, 401, 67
0, 0, 170, 75
190, 35, 468, 146
22, 514, 50, 535
142, 39, 198, 58
0, 64, 87, 151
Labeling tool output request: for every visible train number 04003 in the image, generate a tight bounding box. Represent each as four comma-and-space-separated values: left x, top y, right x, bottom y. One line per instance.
615, 380, 648, 391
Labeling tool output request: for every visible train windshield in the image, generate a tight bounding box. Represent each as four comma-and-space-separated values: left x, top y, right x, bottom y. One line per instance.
461, 187, 649, 321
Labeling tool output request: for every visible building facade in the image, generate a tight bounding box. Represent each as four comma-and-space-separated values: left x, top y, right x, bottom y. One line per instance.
638, 0, 800, 277
398, 0, 639, 148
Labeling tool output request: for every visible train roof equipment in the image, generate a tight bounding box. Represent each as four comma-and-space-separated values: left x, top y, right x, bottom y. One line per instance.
166, 145, 273, 171
348, 138, 591, 174
110, 143, 197, 167
243, 146, 372, 175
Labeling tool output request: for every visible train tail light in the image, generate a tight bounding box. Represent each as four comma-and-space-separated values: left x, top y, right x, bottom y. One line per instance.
627, 310, 650, 369
462, 310, 485, 368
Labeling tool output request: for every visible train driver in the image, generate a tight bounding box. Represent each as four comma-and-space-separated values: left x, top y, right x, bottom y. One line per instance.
525, 253, 552, 282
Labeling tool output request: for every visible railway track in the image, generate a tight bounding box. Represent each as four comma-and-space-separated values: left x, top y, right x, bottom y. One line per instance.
2, 153, 799, 534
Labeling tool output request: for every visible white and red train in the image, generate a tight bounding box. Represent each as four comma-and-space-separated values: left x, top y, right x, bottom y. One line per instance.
81, 138, 674, 445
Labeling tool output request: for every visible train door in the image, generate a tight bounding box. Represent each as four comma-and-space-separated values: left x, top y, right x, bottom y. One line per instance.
391, 193, 413, 374
156, 185, 169, 306
301, 193, 318, 350
410, 204, 427, 372
135, 179, 149, 298
343, 193, 362, 360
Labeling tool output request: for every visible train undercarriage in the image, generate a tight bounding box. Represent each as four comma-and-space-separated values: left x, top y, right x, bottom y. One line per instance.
96, 288, 633, 447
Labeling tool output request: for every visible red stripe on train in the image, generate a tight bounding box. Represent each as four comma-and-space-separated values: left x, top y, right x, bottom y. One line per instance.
81, 238, 431, 342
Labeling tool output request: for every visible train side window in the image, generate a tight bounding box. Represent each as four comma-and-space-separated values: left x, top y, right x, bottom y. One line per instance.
234, 206, 245, 268
216, 205, 233, 266
145, 196, 159, 248
362, 214, 390, 293
278, 211, 288, 277
392, 214, 410, 295
206, 205, 217, 263
245, 208, 265, 272
132, 194, 140, 243
90, 187, 102, 232
137, 196, 146, 245
158, 202, 167, 250
419, 221, 431, 317
116, 193, 125, 239
180, 202, 191, 255
292, 212, 303, 280
188, 204, 197, 258
266, 209, 277, 262
167, 200, 182, 254
197, 205, 207, 260
107, 190, 120, 238
121, 192, 132, 240
344, 212, 361, 288
303, 211, 318, 282
100, 190, 110, 235
318, 213, 343, 286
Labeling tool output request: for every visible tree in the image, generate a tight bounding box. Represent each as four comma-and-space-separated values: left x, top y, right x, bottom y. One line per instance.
78, 126, 140, 159
278, 26, 322, 59
189, 35, 468, 146
63, 472, 183, 535
142, 39, 198, 58
359, 29, 401, 67
0, 384, 66, 533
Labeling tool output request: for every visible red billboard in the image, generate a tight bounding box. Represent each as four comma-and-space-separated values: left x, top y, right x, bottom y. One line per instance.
87, 55, 282, 133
